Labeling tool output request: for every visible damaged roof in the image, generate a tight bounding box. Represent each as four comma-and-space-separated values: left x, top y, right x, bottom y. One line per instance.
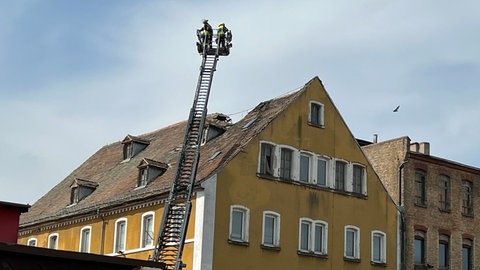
20, 78, 313, 227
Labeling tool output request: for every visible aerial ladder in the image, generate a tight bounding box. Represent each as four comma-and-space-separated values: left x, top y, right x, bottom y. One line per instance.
150, 24, 232, 270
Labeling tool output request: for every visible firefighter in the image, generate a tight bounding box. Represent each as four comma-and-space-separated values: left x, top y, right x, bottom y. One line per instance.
198, 19, 213, 47
216, 23, 229, 49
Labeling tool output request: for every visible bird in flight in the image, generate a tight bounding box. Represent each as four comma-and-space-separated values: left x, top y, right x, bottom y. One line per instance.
393, 105, 400, 112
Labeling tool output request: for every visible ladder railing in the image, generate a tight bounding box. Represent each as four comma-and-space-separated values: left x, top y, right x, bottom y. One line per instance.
150, 33, 222, 270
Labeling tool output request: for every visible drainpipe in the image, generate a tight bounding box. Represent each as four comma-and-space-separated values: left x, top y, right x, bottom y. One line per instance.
97, 209, 106, 254
398, 155, 409, 270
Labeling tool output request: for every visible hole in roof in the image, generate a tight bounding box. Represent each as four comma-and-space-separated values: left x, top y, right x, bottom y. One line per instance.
209, 151, 222, 160
242, 117, 257, 129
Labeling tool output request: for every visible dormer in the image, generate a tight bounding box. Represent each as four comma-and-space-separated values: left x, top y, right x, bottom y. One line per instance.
201, 113, 233, 145
137, 158, 169, 188
122, 135, 150, 160
70, 178, 98, 204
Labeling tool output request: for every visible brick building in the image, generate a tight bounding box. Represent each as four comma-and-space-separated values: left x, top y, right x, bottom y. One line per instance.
362, 136, 480, 270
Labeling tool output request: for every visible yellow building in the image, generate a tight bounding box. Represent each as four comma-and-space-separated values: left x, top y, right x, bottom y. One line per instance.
19, 77, 399, 269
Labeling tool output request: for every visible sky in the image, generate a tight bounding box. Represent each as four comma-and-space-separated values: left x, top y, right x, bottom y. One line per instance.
1, 0, 479, 204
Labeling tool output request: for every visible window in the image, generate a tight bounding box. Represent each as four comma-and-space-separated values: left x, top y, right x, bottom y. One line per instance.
462, 181, 473, 216
462, 238, 473, 270
371, 231, 386, 264
414, 230, 426, 265
141, 212, 154, 248
280, 148, 293, 180
70, 178, 98, 204
48, 233, 58, 249
438, 234, 449, 269
344, 226, 360, 259
122, 135, 149, 160
438, 175, 451, 211
114, 219, 127, 253
335, 160, 347, 191
299, 218, 328, 255
136, 159, 168, 188
27, 238, 37, 246
299, 153, 312, 183
414, 169, 427, 206
259, 143, 275, 176
316, 157, 328, 187
309, 101, 324, 127
262, 211, 280, 247
229, 205, 249, 243
352, 164, 365, 194
80, 226, 91, 252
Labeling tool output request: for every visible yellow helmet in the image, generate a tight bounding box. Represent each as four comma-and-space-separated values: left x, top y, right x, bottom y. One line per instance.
219, 23, 225, 27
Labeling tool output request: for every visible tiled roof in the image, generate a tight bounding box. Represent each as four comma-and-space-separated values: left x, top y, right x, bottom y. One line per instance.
20, 79, 310, 227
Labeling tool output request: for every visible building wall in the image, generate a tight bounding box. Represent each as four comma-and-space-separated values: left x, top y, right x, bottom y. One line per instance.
18, 200, 197, 270
211, 80, 399, 270
0, 206, 23, 243
403, 158, 480, 270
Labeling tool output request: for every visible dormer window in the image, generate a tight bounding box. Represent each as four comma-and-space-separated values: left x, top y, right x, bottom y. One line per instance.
122, 135, 150, 160
70, 178, 98, 204
201, 113, 232, 145
137, 158, 168, 187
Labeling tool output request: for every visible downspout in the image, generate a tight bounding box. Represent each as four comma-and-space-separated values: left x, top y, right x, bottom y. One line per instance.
97, 209, 107, 254
398, 154, 409, 270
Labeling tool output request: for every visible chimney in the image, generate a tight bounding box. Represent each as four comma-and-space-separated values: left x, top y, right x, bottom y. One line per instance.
419, 142, 430, 155
373, 134, 378, 144
409, 142, 419, 153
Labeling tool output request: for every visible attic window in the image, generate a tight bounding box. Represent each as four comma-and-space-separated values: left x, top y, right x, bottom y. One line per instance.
137, 158, 169, 187
122, 135, 150, 160
209, 151, 222, 160
70, 178, 98, 205
309, 101, 324, 128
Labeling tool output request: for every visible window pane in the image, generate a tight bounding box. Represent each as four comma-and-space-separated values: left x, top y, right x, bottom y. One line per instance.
414, 238, 424, 264
373, 234, 381, 261
353, 165, 363, 193
335, 161, 346, 191
264, 215, 275, 245
280, 148, 292, 179
314, 224, 323, 253
142, 215, 154, 247
300, 155, 310, 183
231, 210, 244, 240
439, 242, 448, 267
462, 246, 471, 270
317, 159, 327, 186
300, 222, 310, 250
260, 144, 274, 175
49, 235, 58, 249
415, 170, 426, 205
81, 229, 90, 252
346, 230, 355, 257
116, 221, 126, 252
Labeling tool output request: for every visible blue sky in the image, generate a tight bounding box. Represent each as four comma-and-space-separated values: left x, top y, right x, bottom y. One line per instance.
1, 0, 479, 204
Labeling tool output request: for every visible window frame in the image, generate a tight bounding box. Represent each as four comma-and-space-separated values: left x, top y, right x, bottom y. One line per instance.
371, 230, 387, 264
79, 226, 92, 253
335, 159, 348, 191
261, 211, 280, 248
414, 230, 426, 265
438, 175, 451, 212
462, 238, 473, 270
114, 218, 127, 253
48, 233, 59, 249
344, 225, 360, 260
229, 205, 249, 244
352, 164, 366, 195
279, 146, 295, 180
27, 238, 37, 247
299, 152, 313, 184
462, 181, 474, 216
309, 101, 325, 127
315, 155, 330, 187
414, 169, 427, 206
438, 234, 450, 269
140, 212, 155, 248
259, 142, 275, 177
298, 218, 328, 256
